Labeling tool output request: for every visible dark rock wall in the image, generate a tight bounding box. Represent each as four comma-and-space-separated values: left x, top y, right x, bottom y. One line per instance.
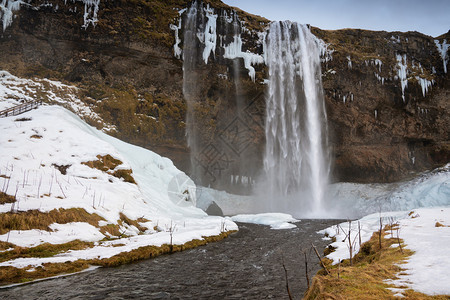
312, 28, 449, 182
0, 0, 448, 188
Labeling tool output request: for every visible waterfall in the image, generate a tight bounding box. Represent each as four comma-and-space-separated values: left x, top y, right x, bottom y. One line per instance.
183, 1, 201, 179
263, 21, 330, 215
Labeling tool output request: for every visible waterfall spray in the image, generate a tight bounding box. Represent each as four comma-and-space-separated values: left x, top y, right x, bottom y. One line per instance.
263, 21, 330, 216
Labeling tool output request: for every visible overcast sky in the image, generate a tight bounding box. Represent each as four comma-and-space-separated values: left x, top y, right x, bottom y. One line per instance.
222, 0, 449, 37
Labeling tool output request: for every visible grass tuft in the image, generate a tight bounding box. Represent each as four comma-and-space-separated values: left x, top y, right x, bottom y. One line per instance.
82, 154, 136, 184
0, 241, 15, 251
0, 192, 16, 205
113, 169, 136, 184
119, 213, 148, 232
0, 208, 104, 234
0, 260, 90, 285
0, 240, 94, 263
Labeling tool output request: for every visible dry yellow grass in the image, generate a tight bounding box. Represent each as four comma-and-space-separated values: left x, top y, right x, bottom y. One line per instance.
0, 241, 15, 251
118, 212, 149, 233
0, 208, 104, 234
0, 261, 90, 285
82, 154, 122, 172
304, 228, 450, 299
82, 154, 136, 184
0, 191, 16, 205
0, 240, 94, 263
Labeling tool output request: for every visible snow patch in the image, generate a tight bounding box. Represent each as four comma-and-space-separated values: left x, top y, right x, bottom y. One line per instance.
231, 213, 298, 230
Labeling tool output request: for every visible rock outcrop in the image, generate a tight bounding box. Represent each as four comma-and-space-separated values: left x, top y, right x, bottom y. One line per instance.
0, 0, 448, 190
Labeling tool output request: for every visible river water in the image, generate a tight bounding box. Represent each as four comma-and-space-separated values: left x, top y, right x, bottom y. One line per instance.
0, 220, 339, 299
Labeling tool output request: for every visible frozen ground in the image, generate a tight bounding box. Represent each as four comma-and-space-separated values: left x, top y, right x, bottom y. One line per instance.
0, 105, 237, 269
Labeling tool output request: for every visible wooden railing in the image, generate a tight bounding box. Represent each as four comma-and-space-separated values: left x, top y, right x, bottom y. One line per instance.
0, 100, 42, 118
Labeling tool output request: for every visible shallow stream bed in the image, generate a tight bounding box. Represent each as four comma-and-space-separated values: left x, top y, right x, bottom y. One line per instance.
0, 219, 339, 299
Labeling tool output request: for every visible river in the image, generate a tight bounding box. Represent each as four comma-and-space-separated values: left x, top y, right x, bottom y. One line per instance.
0, 220, 339, 299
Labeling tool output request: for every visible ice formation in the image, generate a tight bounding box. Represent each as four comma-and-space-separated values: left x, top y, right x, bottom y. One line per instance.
0, 0, 22, 31
0, 0, 101, 30
396, 54, 408, 102
415, 76, 433, 97
223, 34, 264, 81
81, 0, 100, 29
316, 37, 334, 63
374, 72, 385, 84
346, 55, 352, 69
374, 58, 382, 72
169, 8, 186, 59
434, 39, 449, 74
202, 5, 218, 64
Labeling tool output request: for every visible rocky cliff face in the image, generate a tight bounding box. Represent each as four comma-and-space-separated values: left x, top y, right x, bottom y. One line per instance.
313, 28, 450, 182
0, 0, 448, 190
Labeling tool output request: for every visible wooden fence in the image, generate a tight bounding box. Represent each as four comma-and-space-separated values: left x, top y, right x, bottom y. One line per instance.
0, 100, 42, 118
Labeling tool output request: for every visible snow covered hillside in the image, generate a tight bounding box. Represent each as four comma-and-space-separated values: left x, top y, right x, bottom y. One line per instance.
0, 105, 236, 269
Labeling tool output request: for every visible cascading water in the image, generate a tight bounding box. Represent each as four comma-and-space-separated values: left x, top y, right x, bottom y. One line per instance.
183, 1, 201, 179
262, 21, 330, 216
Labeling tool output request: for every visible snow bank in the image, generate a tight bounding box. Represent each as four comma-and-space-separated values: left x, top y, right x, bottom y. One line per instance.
386, 207, 450, 295
231, 213, 298, 229
321, 206, 450, 296
320, 210, 409, 264
2, 223, 105, 248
